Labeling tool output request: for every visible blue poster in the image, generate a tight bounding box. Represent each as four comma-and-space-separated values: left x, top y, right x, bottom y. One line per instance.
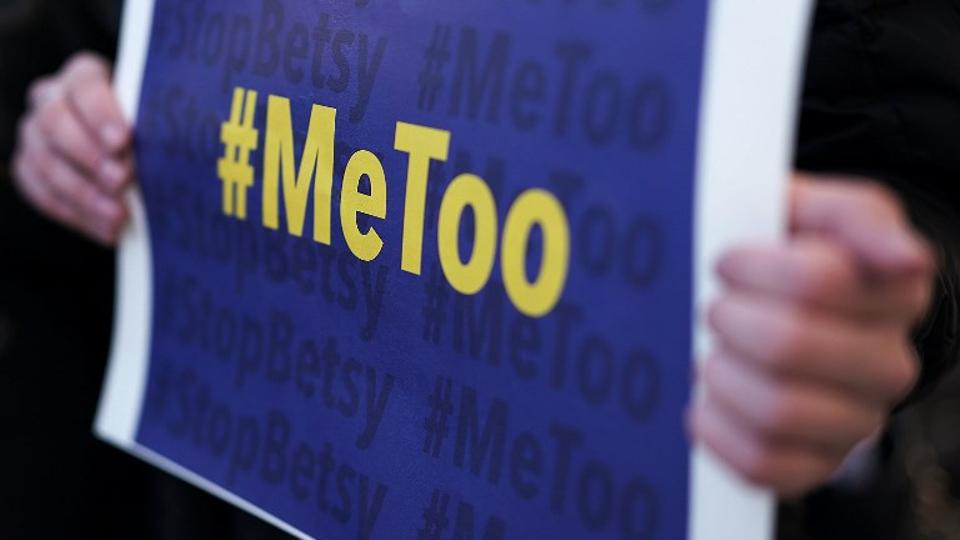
96, 0, 812, 538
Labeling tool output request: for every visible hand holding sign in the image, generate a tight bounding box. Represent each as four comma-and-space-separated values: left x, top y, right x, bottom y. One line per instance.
12, 52, 132, 245
694, 175, 934, 496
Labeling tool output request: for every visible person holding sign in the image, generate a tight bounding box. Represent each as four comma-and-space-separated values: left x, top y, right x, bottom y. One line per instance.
7, 48, 941, 516
4, 1, 959, 539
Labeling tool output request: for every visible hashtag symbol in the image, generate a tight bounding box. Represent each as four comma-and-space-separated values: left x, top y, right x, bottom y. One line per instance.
423, 376, 454, 458
418, 24, 451, 112
423, 263, 449, 344
217, 87, 259, 219
418, 488, 451, 540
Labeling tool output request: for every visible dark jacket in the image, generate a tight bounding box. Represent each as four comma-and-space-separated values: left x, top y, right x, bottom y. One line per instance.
0, 2, 280, 539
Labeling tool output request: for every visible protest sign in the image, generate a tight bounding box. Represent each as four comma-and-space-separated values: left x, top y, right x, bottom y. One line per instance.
97, 0, 812, 538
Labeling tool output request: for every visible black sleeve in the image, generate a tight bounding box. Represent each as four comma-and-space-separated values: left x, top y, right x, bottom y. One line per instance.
0, 0, 122, 279
795, 0, 960, 404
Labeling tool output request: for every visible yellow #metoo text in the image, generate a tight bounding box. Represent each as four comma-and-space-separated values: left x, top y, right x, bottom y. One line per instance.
217, 87, 570, 317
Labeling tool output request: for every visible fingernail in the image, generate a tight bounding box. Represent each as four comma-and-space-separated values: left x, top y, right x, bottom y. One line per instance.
99, 160, 127, 190
101, 124, 126, 150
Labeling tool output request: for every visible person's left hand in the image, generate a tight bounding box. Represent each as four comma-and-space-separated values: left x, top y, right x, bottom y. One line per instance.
11, 52, 132, 245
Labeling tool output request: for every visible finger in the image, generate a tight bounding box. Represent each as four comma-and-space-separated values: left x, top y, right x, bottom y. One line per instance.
27, 76, 61, 110
13, 145, 75, 226
19, 104, 127, 245
43, 161, 115, 243
35, 95, 104, 176
94, 151, 134, 195
717, 239, 933, 323
702, 349, 885, 451
26, 116, 127, 245
790, 175, 933, 277
16, 139, 90, 235
62, 52, 111, 88
65, 69, 132, 193
20, 121, 129, 245
67, 77, 129, 153
691, 399, 843, 497
64, 55, 129, 154
708, 292, 919, 402
46, 158, 126, 244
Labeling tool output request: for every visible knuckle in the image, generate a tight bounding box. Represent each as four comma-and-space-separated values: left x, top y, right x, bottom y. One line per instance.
761, 394, 802, 435
799, 260, 844, 301
67, 52, 107, 75
27, 76, 56, 107
71, 176, 95, 205
64, 53, 110, 93
890, 347, 919, 399
764, 311, 807, 368
69, 68, 106, 95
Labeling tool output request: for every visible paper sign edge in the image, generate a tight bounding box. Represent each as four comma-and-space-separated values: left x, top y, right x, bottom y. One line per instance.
689, 0, 815, 539
94, 0, 156, 450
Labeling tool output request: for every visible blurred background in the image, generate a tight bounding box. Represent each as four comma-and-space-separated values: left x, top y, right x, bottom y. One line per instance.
0, 2, 283, 539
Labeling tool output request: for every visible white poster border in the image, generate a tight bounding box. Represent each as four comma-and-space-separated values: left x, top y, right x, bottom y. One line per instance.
94, 1, 813, 538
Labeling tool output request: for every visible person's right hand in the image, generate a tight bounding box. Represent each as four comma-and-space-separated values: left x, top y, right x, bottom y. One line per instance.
692, 176, 934, 496
11, 52, 133, 245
